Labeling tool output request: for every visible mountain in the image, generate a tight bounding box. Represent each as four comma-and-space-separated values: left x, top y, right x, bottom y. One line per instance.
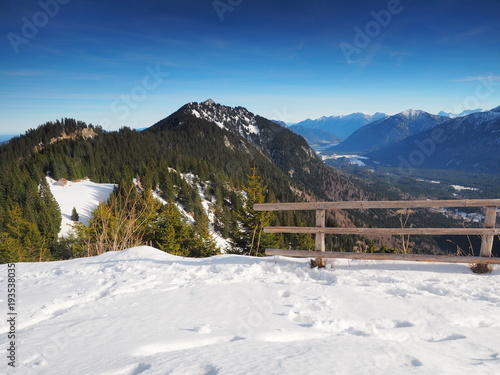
146, 99, 370, 203
331, 110, 449, 153
438, 108, 484, 118
6, 100, 478, 262
288, 125, 342, 145
293, 112, 388, 140
2, 100, 396, 263
367, 107, 500, 174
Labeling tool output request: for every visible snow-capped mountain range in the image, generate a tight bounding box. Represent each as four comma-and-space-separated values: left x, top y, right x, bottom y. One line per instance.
438, 108, 485, 118
291, 112, 388, 140
287, 109, 486, 145
331, 110, 449, 153
367, 106, 500, 173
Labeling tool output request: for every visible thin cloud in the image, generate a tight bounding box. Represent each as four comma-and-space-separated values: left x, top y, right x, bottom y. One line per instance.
0, 69, 52, 77
440, 26, 489, 44
452, 75, 500, 82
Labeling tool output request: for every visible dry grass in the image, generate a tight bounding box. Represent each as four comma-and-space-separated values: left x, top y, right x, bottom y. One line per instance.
470, 263, 493, 274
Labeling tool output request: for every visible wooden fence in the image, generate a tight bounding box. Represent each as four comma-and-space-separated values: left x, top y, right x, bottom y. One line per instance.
253, 199, 500, 266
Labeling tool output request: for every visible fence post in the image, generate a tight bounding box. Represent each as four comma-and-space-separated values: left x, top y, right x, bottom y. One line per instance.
315, 209, 326, 267
480, 206, 497, 257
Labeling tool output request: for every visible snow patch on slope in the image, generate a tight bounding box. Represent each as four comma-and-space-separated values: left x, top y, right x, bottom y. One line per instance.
47, 176, 116, 237
187, 100, 260, 137
152, 170, 231, 252
180, 172, 231, 252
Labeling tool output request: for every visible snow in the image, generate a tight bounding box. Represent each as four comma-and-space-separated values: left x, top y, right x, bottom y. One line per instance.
451, 184, 479, 192
46, 177, 116, 237
415, 178, 441, 184
191, 109, 201, 119
183, 173, 231, 251
322, 154, 368, 166
172, 171, 230, 251
1, 246, 499, 374
188, 102, 260, 136
195, 181, 231, 252
401, 109, 420, 118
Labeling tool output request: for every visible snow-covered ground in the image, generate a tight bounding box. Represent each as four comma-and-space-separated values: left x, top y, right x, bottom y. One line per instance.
47, 177, 116, 237
1, 247, 499, 374
451, 184, 479, 192
321, 154, 368, 166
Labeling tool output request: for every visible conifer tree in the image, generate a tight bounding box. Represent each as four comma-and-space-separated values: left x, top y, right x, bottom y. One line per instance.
71, 207, 79, 222
0, 206, 49, 263
234, 166, 277, 256
153, 203, 186, 255
37, 177, 62, 244
151, 203, 218, 258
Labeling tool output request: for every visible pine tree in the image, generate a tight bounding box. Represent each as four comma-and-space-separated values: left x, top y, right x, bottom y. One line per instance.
153, 203, 191, 256
233, 166, 277, 256
71, 207, 79, 221
0, 206, 49, 263
37, 177, 62, 245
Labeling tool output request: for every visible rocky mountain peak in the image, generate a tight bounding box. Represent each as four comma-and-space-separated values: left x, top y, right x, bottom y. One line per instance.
182, 100, 261, 139
203, 99, 216, 106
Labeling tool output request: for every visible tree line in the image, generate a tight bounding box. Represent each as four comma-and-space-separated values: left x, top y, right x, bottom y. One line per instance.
0, 118, 326, 263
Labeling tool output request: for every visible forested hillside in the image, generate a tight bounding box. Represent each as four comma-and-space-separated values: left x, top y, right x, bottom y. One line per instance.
0, 109, 369, 263
2, 102, 489, 264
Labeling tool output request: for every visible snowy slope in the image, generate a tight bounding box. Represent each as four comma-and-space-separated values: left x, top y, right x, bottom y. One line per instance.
1, 247, 499, 374
152, 171, 231, 252
188, 99, 260, 138
47, 177, 116, 237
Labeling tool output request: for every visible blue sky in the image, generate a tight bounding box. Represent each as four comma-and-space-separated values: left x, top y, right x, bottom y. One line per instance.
1, 0, 499, 134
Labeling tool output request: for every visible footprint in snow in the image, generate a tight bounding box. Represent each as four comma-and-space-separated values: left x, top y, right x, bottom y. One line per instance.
427, 333, 466, 342
280, 290, 291, 298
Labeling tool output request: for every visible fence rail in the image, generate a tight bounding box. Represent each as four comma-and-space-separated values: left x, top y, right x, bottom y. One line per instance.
254, 199, 500, 266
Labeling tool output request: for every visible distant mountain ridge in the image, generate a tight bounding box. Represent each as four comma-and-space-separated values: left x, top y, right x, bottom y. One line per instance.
367, 106, 500, 174
331, 110, 449, 153
292, 112, 388, 140
438, 108, 484, 118
288, 125, 341, 145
